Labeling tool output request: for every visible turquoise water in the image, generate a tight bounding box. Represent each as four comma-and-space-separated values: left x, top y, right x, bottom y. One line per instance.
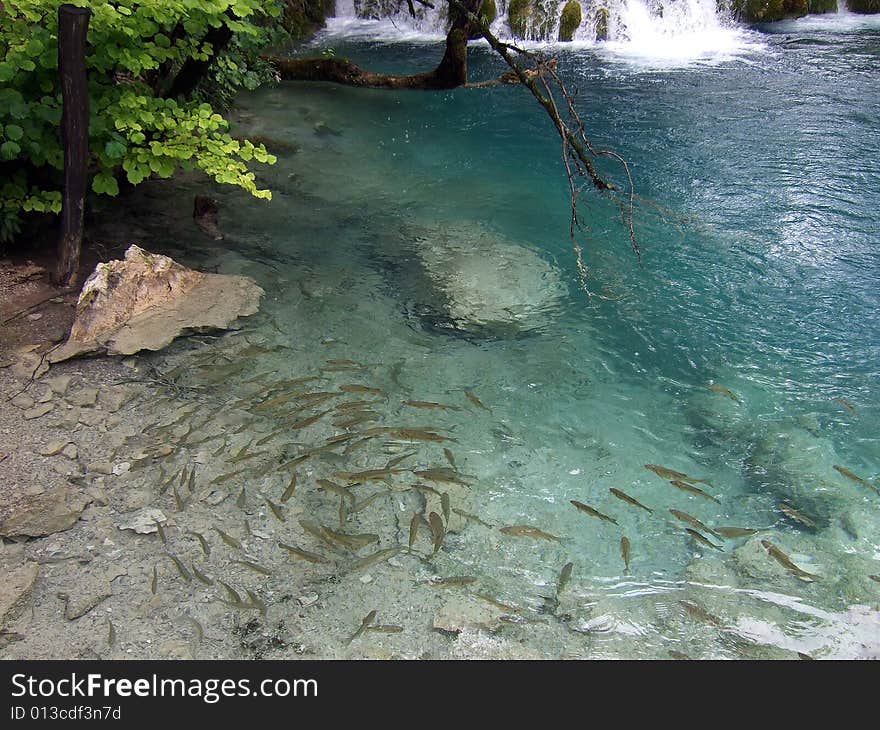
120, 14, 880, 658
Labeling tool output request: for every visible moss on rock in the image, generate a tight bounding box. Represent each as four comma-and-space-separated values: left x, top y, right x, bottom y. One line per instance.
479, 0, 498, 24
594, 6, 609, 41
732, 0, 844, 21
847, 0, 879, 12
508, 0, 533, 39
558, 0, 582, 41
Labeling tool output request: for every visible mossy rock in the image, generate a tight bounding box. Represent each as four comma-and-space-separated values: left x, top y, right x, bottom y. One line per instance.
508, 0, 534, 39
807, 0, 837, 12
847, 0, 879, 12
558, 0, 582, 42
594, 6, 609, 41
480, 0, 497, 24
733, 0, 813, 21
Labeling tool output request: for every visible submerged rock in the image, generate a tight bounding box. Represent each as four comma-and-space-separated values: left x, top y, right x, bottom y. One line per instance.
394, 223, 566, 340
0, 484, 91, 538
50, 245, 264, 361
0, 560, 39, 630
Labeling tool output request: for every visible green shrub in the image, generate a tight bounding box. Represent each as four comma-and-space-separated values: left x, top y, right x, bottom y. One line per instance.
0, 1, 282, 244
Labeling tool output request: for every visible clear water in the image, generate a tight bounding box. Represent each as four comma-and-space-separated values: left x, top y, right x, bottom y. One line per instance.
112, 13, 880, 658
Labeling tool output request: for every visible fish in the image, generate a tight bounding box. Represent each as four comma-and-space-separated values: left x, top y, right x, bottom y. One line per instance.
299, 519, 337, 547
150, 565, 158, 595
210, 468, 248, 485
413, 468, 473, 487
182, 616, 204, 650
443, 448, 456, 468
265, 497, 286, 523
441, 492, 451, 526
429, 512, 446, 554
317, 479, 355, 503
779, 503, 818, 529
669, 509, 721, 539
452, 508, 492, 528
389, 429, 456, 444
346, 610, 377, 644
191, 563, 214, 586
173, 486, 186, 513
680, 600, 723, 627
797, 652, 814, 660
166, 553, 192, 583
218, 580, 243, 604
255, 428, 287, 447
350, 491, 389, 514
384, 451, 417, 469
187, 467, 196, 493
708, 383, 741, 403
685, 528, 724, 552
475, 592, 522, 613
761, 540, 818, 581
320, 526, 379, 551
570, 500, 618, 525
365, 625, 403, 634
620, 537, 631, 572
213, 527, 243, 550
409, 513, 420, 549
833, 465, 877, 492
179, 466, 189, 488
339, 384, 383, 395
556, 562, 573, 596
833, 397, 857, 415
338, 496, 348, 527
644, 464, 711, 485
500, 525, 562, 542
868, 575, 880, 583
186, 530, 211, 556
336, 467, 407, 485
326, 358, 360, 367
155, 520, 167, 545
402, 400, 461, 411
233, 559, 273, 576
668, 651, 691, 660
352, 547, 402, 570
236, 487, 247, 510
288, 409, 332, 431
465, 390, 491, 412
423, 576, 477, 588
609, 488, 653, 514
107, 620, 116, 647
244, 589, 267, 617
669, 480, 720, 503
715, 526, 758, 539
279, 542, 330, 564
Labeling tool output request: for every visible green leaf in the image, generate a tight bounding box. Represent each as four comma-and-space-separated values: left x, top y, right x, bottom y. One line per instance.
1, 141, 21, 160
91, 173, 120, 196
4, 125, 24, 142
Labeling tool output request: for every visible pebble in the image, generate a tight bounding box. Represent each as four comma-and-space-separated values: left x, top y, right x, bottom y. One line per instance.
61, 443, 78, 460
69, 388, 98, 407
40, 441, 71, 456
36, 389, 54, 403
26, 312, 43, 321
298, 593, 319, 607
10, 394, 35, 410
359, 574, 373, 584
24, 403, 54, 420
87, 461, 113, 475
45, 375, 72, 395
112, 462, 131, 475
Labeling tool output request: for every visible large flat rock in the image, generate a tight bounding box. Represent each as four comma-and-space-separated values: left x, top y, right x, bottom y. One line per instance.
50, 245, 264, 361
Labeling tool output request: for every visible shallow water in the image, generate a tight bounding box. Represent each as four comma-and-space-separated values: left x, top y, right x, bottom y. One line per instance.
67, 14, 879, 659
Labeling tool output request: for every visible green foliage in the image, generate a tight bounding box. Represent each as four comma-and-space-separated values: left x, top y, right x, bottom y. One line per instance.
508, 0, 533, 39
0, 0, 282, 244
558, 1, 582, 42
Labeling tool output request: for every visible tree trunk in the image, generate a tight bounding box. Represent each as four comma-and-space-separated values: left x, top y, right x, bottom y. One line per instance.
265, 0, 484, 90
53, 4, 90, 288
166, 20, 234, 98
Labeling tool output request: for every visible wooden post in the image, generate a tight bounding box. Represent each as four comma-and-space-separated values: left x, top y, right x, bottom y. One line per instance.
53, 4, 91, 287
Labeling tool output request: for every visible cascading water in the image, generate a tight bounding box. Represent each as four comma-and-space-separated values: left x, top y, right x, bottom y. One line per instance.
326, 0, 758, 62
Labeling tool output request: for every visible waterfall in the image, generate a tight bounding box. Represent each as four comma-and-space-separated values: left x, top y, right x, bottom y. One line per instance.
324, 0, 761, 62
